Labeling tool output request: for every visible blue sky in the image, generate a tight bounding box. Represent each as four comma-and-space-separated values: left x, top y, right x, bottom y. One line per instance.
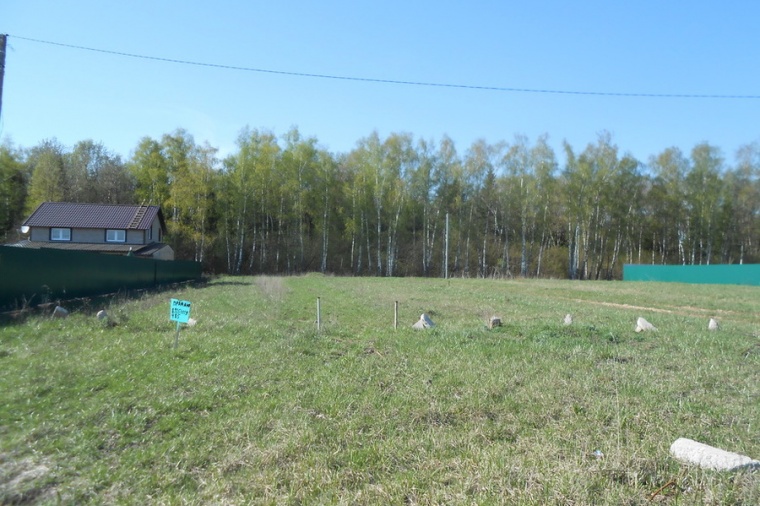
2, 0, 759, 167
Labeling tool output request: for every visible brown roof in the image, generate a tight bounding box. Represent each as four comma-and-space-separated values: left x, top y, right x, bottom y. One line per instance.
23, 202, 165, 231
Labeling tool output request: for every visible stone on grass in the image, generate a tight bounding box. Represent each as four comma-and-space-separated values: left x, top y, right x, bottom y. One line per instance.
670, 437, 760, 472
97, 309, 118, 327
186, 317, 197, 327
563, 314, 573, 325
635, 317, 657, 332
708, 318, 720, 331
488, 316, 501, 329
412, 313, 435, 330
52, 306, 69, 318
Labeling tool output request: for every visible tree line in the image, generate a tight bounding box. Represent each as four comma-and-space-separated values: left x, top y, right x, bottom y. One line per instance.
1, 128, 758, 279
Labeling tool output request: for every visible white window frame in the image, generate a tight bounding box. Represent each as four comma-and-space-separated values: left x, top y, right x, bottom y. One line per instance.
106, 229, 126, 243
50, 228, 71, 241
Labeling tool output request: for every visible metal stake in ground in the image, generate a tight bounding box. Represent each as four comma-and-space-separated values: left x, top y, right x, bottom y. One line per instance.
174, 321, 181, 349
317, 297, 321, 332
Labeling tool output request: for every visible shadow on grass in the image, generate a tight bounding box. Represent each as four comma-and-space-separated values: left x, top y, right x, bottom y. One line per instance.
0, 278, 216, 327
203, 280, 254, 287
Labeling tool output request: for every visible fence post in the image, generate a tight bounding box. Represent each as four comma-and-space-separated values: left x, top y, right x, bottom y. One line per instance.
317, 297, 321, 332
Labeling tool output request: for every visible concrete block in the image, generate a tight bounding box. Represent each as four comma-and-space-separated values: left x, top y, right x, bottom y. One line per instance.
412, 313, 435, 329
52, 306, 69, 318
635, 317, 657, 332
670, 437, 760, 472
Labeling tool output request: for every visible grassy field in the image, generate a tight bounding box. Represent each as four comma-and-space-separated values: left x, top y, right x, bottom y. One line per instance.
1, 275, 758, 505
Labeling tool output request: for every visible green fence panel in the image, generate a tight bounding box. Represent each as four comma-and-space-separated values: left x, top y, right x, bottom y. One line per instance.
0, 246, 202, 310
623, 264, 760, 286
156, 258, 203, 285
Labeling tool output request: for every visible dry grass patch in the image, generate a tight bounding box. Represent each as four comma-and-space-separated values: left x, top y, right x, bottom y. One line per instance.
254, 275, 289, 300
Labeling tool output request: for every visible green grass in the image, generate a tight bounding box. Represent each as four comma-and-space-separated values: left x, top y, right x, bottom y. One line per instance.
1, 276, 758, 504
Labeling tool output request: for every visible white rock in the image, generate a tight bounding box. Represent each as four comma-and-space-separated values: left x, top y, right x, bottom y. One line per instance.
563, 314, 573, 325
670, 437, 760, 472
97, 310, 108, 321
708, 318, 720, 330
488, 316, 501, 329
186, 317, 197, 327
52, 306, 69, 318
412, 313, 435, 329
635, 317, 657, 332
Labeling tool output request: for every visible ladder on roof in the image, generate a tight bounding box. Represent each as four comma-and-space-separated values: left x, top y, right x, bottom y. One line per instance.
128, 205, 148, 229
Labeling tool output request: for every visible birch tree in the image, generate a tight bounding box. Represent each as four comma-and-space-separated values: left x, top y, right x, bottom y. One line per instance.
26, 139, 67, 213
530, 135, 559, 277
220, 128, 280, 273
129, 137, 171, 208
0, 142, 27, 241
648, 147, 689, 264
312, 149, 340, 273
685, 143, 724, 264
172, 141, 217, 262
280, 128, 320, 272
434, 136, 464, 277
407, 138, 439, 276
67, 140, 133, 204
500, 135, 533, 277
463, 139, 497, 277
730, 141, 760, 263
381, 133, 413, 276
563, 133, 625, 279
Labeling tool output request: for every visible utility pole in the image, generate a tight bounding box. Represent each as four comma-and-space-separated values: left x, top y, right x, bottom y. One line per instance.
444, 212, 449, 279
0, 34, 6, 120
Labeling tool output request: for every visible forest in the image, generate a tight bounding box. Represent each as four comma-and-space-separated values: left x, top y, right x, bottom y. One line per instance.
1, 128, 758, 279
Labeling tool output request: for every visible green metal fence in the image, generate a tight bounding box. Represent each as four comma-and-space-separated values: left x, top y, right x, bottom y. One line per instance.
0, 246, 202, 310
623, 263, 760, 286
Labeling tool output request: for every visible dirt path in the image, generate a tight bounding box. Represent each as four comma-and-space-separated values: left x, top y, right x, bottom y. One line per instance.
563, 298, 759, 324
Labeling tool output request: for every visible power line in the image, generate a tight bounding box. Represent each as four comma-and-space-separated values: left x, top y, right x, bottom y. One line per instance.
10, 34, 760, 100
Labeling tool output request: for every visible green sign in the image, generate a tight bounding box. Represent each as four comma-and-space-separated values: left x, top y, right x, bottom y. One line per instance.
170, 298, 192, 323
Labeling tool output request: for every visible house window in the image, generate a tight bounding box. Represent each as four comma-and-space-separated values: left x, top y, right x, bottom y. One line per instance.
51, 228, 71, 241
106, 229, 126, 243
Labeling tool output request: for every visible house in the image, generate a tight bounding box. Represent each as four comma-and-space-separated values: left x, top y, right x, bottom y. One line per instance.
15, 202, 174, 260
